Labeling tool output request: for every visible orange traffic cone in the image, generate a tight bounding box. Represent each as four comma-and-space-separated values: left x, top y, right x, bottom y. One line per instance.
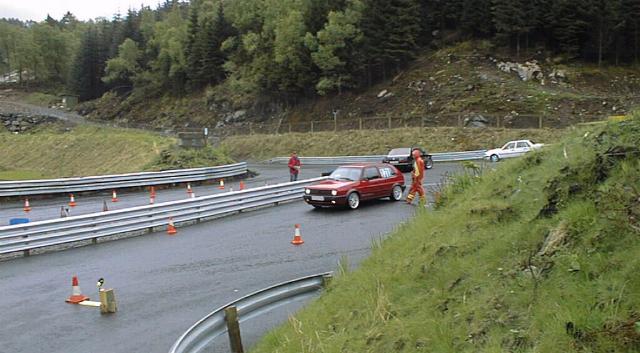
291, 224, 304, 245
167, 217, 177, 235
23, 198, 31, 212
68, 194, 77, 207
187, 183, 193, 195
102, 200, 109, 212
66, 275, 90, 304
111, 190, 119, 202
239, 180, 245, 190
150, 195, 155, 204
218, 179, 225, 190
150, 186, 156, 197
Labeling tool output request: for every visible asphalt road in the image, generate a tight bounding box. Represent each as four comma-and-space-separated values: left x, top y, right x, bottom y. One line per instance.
0, 163, 457, 224
0, 163, 333, 224
0, 162, 461, 353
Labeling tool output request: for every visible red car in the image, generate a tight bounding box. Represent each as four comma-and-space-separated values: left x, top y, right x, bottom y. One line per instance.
303, 164, 405, 209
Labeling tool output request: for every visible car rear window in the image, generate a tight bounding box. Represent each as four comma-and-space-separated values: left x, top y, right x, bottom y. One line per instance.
388, 148, 410, 156
379, 166, 396, 178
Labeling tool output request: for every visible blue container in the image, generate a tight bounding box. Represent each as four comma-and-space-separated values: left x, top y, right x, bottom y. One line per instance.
9, 218, 29, 225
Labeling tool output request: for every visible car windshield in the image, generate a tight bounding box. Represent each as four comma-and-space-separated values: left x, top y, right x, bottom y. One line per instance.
329, 167, 362, 181
388, 148, 410, 156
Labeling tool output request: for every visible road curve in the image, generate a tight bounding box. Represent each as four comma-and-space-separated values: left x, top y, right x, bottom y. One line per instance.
0, 163, 461, 353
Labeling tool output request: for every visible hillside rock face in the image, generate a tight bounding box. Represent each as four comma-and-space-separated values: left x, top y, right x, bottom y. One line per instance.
0, 113, 57, 132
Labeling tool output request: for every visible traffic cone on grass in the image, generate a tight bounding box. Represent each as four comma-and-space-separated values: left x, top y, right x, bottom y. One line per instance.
68, 194, 77, 207
167, 217, 177, 235
66, 275, 90, 304
23, 198, 31, 212
218, 179, 225, 190
291, 224, 304, 245
111, 190, 119, 202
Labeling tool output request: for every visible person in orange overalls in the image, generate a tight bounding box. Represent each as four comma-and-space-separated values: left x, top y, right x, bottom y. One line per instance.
406, 149, 426, 206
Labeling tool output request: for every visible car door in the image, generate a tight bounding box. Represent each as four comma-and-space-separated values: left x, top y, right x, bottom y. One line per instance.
360, 167, 382, 199
501, 142, 517, 159
515, 141, 531, 157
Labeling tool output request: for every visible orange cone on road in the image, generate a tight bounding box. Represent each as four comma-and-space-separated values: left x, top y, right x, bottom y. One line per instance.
150, 186, 156, 197
68, 194, 77, 207
218, 179, 225, 190
167, 217, 177, 235
66, 275, 89, 304
187, 183, 193, 195
150, 195, 155, 205
239, 180, 245, 191
23, 198, 31, 212
111, 190, 119, 202
291, 224, 304, 245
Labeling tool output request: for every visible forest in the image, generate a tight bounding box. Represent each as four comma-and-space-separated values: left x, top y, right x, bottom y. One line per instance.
1, 0, 639, 103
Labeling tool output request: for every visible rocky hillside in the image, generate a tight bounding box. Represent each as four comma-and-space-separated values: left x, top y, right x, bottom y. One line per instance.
71, 42, 640, 131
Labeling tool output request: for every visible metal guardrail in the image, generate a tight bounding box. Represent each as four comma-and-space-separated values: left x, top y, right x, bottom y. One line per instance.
267, 150, 486, 165
169, 272, 332, 353
0, 178, 325, 255
0, 163, 248, 197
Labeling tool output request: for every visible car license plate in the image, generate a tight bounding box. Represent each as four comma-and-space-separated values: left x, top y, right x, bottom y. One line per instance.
311, 196, 325, 201
389, 160, 399, 164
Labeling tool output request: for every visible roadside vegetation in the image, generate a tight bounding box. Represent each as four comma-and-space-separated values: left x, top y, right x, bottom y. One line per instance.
0, 125, 173, 179
221, 127, 568, 161
250, 113, 640, 353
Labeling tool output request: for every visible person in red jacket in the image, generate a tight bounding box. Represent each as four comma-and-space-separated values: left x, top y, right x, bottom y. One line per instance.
288, 151, 301, 182
406, 149, 426, 206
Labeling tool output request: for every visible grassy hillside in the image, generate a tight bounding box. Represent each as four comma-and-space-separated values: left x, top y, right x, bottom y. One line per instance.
0, 125, 174, 179
250, 114, 640, 353
79, 41, 639, 131
220, 127, 568, 161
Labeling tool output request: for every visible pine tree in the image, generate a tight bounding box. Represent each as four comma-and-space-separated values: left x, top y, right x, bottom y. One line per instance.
492, 0, 531, 58
185, 5, 202, 88
69, 27, 103, 100
461, 0, 494, 37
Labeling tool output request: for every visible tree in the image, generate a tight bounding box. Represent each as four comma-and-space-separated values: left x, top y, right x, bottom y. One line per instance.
306, 0, 365, 95
69, 27, 104, 100
102, 38, 142, 88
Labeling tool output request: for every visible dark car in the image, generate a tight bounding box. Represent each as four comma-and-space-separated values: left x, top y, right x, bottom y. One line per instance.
303, 164, 405, 209
382, 147, 433, 172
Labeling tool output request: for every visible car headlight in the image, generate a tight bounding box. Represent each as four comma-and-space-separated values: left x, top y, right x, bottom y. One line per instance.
331, 190, 338, 196
305, 189, 310, 194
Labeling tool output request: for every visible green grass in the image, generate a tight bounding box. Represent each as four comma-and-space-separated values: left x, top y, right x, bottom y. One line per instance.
249, 113, 640, 353
0, 125, 175, 178
221, 127, 568, 161
22, 92, 59, 107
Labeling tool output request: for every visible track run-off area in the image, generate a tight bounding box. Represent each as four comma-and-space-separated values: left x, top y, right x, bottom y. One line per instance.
0, 162, 462, 353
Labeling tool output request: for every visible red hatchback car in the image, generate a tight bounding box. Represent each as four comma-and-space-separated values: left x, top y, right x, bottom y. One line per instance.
303, 164, 405, 209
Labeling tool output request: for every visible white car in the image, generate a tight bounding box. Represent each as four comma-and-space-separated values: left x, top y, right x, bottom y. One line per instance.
484, 140, 544, 162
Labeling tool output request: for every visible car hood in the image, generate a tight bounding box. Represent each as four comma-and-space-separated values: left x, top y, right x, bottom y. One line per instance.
308, 180, 356, 189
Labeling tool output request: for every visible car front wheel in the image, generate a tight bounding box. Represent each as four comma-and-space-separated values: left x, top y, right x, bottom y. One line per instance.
490, 154, 500, 162
347, 192, 360, 209
425, 156, 434, 169
390, 185, 403, 201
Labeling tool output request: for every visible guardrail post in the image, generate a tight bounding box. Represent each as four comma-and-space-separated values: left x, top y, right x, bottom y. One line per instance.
359, 118, 363, 130
249, 122, 253, 135
538, 115, 543, 129
310, 121, 314, 133
289, 123, 292, 133
388, 116, 392, 130
225, 306, 244, 353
